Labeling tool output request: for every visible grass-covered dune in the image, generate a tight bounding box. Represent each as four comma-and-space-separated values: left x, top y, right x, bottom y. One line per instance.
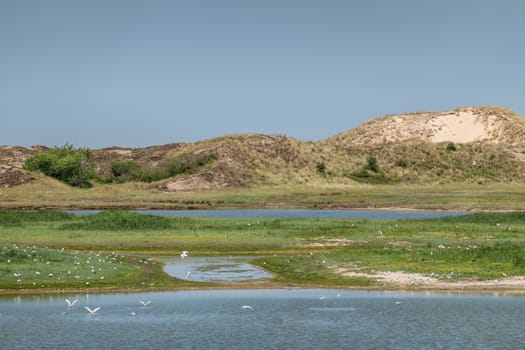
2, 210, 525, 293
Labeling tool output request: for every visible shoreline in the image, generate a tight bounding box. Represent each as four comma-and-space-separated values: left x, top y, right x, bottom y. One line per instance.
1, 203, 522, 213
3, 279, 525, 297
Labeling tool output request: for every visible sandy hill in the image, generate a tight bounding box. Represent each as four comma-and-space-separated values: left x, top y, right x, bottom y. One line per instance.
94, 134, 347, 190
1, 106, 525, 190
326, 106, 525, 149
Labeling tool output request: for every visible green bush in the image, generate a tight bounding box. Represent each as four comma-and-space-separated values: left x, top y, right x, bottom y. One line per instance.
24, 144, 95, 188
366, 156, 379, 172
316, 162, 326, 174
110, 160, 142, 182
104, 152, 219, 183
166, 153, 219, 177
350, 156, 393, 184
446, 142, 457, 151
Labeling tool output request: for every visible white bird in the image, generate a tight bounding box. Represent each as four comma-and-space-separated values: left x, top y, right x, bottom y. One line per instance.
319, 296, 326, 300
240, 305, 253, 310
180, 251, 188, 259
139, 300, 151, 307
84, 306, 101, 315
129, 312, 136, 317
185, 271, 192, 279
65, 299, 78, 308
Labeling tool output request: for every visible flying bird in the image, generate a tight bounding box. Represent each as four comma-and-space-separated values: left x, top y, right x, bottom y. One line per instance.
240, 305, 253, 310
65, 299, 78, 308
180, 251, 188, 259
84, 306, 101, 315
139, 300, 151, 307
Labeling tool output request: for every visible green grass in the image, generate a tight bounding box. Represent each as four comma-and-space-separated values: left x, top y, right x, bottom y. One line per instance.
251, 243, 525, 286
2, 210, 525, 292
0, 244, 201, 291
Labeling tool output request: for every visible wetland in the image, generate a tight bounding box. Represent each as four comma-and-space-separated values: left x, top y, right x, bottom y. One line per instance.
2, 209, 525, 293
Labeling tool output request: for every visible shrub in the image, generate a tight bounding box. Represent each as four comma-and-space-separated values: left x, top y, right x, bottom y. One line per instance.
446, 142, 457, 151
350, 156, 393, 184
110, 160, 142, 182
103, 152, 219, 183
366, 156, 379, 172
316, 162, 326, 174
166, 153, 219, 177
24, 144, 95, 188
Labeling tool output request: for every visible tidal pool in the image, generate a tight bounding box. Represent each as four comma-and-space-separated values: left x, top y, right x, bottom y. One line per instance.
164, 256, 273, 282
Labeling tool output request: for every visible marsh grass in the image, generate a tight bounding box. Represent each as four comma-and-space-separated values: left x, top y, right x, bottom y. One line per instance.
2, 210, 525, 290
60, 210, 175, 230
329, 243, 525, 280
3, 179, 525, 212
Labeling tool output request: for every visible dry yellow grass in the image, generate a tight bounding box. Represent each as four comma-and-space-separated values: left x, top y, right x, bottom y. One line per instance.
1, 105, 525, 208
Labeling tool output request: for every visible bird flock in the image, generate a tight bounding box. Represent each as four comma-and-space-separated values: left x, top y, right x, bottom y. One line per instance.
1, 244, 157, 289
57, 298, 153, 317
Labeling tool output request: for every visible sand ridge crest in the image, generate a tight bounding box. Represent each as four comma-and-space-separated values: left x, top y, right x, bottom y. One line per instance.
328, 106, 525, 148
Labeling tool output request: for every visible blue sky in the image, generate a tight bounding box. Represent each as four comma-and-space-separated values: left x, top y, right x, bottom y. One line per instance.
1, 0, 524, 148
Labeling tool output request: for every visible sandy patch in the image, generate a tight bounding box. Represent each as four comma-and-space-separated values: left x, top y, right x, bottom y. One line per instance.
429, 111, 495, 143
300, 238, 368, 247
385, 110, 497, 144
108, 149, 133, 156
334, 267, 525, 291
330, 107, 512, 147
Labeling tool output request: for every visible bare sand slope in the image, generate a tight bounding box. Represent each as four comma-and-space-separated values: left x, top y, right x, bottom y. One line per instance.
328, 106, 525, 148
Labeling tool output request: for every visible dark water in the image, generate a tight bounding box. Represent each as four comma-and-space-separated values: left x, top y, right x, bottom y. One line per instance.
70, 209, 468, 220
1, 289, 524, 349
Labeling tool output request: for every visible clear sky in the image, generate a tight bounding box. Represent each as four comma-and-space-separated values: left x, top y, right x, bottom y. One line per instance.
2, 0, 524, 148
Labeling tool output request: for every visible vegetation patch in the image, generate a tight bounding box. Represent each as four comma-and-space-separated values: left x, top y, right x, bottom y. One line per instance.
59, 211, 174, 231
0, 245, 159, 290
2, 211, 525, 291
23, 144, 95, 188
102, 152, 219, 183
350, 156, 394, 184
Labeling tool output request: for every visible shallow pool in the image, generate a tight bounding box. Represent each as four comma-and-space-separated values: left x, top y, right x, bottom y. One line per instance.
164, 256, 273, 282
